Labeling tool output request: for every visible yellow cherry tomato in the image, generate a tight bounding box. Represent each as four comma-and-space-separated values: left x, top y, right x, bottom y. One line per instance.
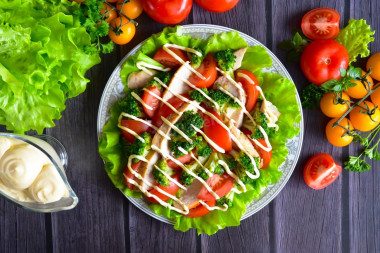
101, 3, 117, 23
370, 83, 380, 106
349, 101, 380, 132
117, 0, 143, 19
326, 117, 354, 147
347, 70, 373, 99
109, 17, 136, 45
107, 0, 119, 3
320, 92, 350, 118
366, 52, 380, 81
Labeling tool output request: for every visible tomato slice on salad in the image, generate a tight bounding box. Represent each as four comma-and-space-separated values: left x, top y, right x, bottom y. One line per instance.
201, 109, 232, 152
188, 53, 218, 88
153, 94, 190, 127
301, 8, 340, 40
146, 173, 181, 204
235, 69, 260, 112
197, 173, 235, 201
142, 85, 162, 119
124, 161, 141, 190
253, 139, 272, 169
185, 200, 216, 218
167, 153, 194, 170
120, 119, 152, 143
303, 153, 342, 190
153, 47, 189, 69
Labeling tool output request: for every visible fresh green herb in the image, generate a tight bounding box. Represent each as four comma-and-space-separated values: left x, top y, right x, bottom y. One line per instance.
321, 66, 363, 92
301, 84, 327, 109
277, 32, 310, 62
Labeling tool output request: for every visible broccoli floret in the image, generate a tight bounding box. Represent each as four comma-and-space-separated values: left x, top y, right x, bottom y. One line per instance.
169, 136, 202, 158
189, 88, 209, 103
152, 159, 174, 186
214, 49, 236, 72
243, 102, 275, 140
130, 132, 152, 162
171, 111, 204, 138
148, 71, 173, 88
195, 141, 213, 157
195, 168, 209, 180
188, 47, 204, 69
214, 154, 236, 175
121, 89, 143, 117
179, 161, 198, 186
209, 89, 241, 111
216, 195, 233, 208
231, 150, 260, 183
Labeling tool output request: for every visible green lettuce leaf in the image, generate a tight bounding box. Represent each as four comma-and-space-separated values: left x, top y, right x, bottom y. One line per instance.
336, 19, 375, 64
99, 26, 301, 235
0, 0, 100, 133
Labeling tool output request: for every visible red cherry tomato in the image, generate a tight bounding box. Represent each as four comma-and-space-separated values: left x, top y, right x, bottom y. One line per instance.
300, 39, 349, 85
188, 53, 218, 88
153, 47, 189, 69
301, 8, 340, 40
303, 153, 342, 190
167, 153, 194, 170
141, 0, 193, 25
185, 200, 216, 218
146, 173, 181, 204
120, 119, 152, 143
235, 69, 260, 112
201, 109, 232, 152
197, 173, 235, 201
194, 0, 239, 13
153, 94, 190, 127
253, 139, 272, 169
142, 85, 162, 119
123, 161, 141, 190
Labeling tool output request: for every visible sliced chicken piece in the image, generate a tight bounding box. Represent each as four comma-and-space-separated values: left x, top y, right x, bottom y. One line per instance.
173, 178, 203, 210
229, 124, 259, 157
127, 70, 157, 89
151, 101, 199, 158
213, 76, 247, 128
161, 64, 193, 102
262, 100, 281, 123
137, 151, 160, 190
232, 47, 248, 71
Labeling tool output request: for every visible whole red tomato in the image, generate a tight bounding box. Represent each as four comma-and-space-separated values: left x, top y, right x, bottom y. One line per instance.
195, 0, 239, 12
141, 0, 193, 25
300, 39, 349, 85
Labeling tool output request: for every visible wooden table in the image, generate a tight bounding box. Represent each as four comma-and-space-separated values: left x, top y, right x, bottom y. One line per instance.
1, 0, 379, 252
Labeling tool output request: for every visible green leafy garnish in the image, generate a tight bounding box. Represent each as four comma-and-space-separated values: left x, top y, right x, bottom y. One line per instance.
277, 32, 310, 62
301, 84, 327, 109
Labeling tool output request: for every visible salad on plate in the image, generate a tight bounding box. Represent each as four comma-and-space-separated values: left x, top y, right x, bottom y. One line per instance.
99, 27, 301, 235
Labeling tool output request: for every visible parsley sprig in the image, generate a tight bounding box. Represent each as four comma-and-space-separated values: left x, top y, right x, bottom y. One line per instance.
277, 32, 310, 62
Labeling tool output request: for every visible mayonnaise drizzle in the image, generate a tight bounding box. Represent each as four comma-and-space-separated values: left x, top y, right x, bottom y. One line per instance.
120, 112, 171, 140
164, 44, 203, 56
143, 88, 181, 115
163, 44, 206, 80
136, 61, 170, 76
131, 92, 153, 111
190, 153, 213, 178
251, 126, 272, 152
218, 160, 246, 193
216, 67, 246, 95
199, 200, 228, 211
191, 125, 225, 153
161, 116, 193, 144
153, 165, 187, 191
117, 115, 145, 143
125, 155, 189, 214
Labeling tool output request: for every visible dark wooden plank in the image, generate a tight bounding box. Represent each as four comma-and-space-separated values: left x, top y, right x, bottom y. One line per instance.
192, 0, 270, 251
46, 44, 126, 252
348, 0, 380, 252
271, 0, 346, 252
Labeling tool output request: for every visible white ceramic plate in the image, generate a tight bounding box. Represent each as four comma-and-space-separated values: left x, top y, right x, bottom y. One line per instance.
97, 24, 304, 224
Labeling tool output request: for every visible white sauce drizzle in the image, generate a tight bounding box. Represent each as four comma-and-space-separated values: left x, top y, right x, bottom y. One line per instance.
177, 147, 189, 155
131, 92, 153, 111
199, 200, 228, 211
143, 87, 181, 115
190, 153, 213, 178
256, 86, 280, 130
216, 67, 245, 95
161, 116, 193, 144
218, 160, 246, 193
251, 126, 272, 152
164, 44, 203, 56
191, 125, 225, 153
117, 115, 145, 143
163, 44, 206, 80
153, 165, 187, 191
136, 61, 171, 76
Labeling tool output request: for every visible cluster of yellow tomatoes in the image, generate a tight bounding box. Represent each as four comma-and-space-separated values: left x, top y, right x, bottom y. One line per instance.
321, 53, 380, 147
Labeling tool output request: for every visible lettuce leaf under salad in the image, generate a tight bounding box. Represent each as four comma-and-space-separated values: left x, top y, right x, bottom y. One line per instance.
0, 0, 100, 134
99, 26, 301, 235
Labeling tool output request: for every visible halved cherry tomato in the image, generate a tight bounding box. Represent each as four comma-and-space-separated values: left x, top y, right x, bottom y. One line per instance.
153, 94, 190, 127
142, 85, 162, 119
167, 153, 194, 170
253, 139, 272, 169
197, 173, 235, 201
120, 119, 152, 143
123, 161, 141, 190
188, 53, 218, 88
146, 173, 181, 204
300, 39, 349, 85
185, 200, 216, 218
201, 109, 232, 152
141, 0, 193, 25
301, 8, 340, 40
235, 69, 259, 112
194, 0, 239, 13
153, 47, 188, 69
303, 153, 341, 190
